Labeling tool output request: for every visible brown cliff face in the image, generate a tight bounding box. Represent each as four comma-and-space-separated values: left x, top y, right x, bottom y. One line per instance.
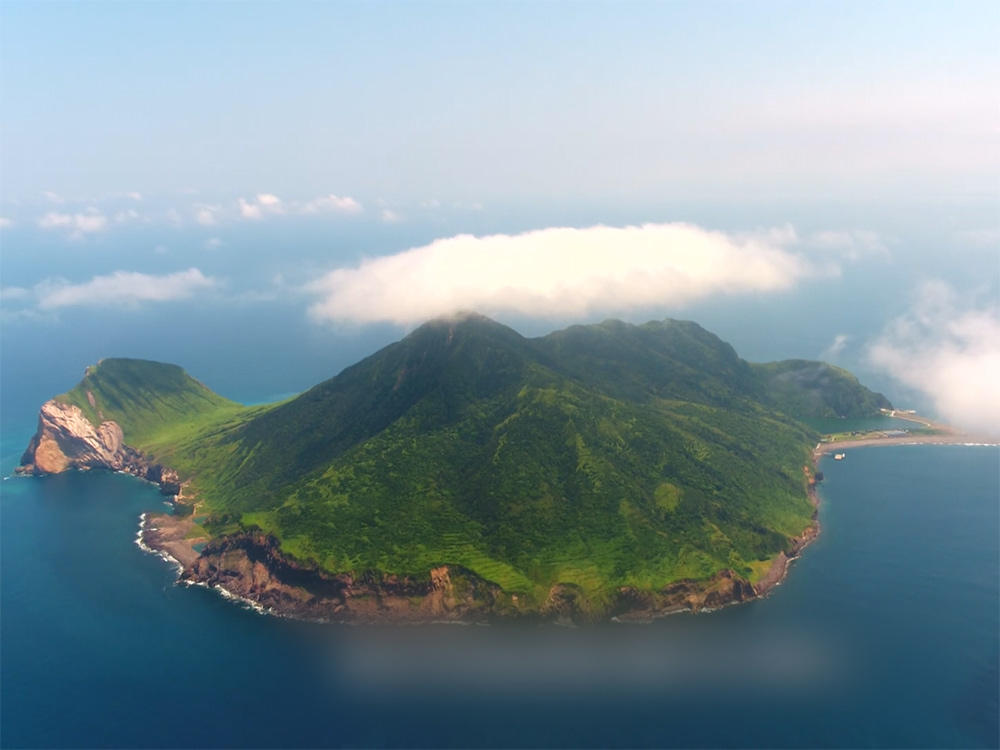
182, 532, 513, 623
179, 529, 776, 624
17, 399, 180, 494
612, 568, 759, 621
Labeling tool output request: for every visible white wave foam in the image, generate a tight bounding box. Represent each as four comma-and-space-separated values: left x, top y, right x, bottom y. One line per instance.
212, 584, 272, 616
133, 513, 182, 574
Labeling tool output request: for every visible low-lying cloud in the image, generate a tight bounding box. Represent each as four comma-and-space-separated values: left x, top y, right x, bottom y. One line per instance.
38, 210, 108, 237
806, 229, 889, 260
240, 192, 363, 220
238, 193, 285, 220
301, 194, 363, 215
306, 222, 818, 325
868, 280, 1000, 435
822, 333, 850, 360
36, 268, 217, 310
195, 204, 221, 226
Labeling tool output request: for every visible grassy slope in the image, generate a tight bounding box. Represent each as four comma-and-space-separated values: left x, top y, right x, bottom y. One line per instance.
752, 359, 892, 418
195, 316, 818, 607
55, 358, 272, 481
50, 319, 887, 611
59, 358, 242, 440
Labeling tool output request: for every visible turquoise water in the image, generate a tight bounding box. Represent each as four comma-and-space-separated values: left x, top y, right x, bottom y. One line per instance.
1, 438, 997, 747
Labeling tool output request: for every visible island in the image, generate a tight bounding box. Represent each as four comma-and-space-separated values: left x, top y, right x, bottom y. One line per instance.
18, 314, 895, 623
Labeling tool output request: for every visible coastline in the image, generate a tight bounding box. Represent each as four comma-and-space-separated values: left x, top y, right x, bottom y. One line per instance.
813, 432, 998, 457
61, 411, 998, 624
747, 461, 822, 601
137, 482, 822, 624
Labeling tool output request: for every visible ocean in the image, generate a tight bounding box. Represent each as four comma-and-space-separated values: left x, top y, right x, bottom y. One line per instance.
1, 426, 997, 747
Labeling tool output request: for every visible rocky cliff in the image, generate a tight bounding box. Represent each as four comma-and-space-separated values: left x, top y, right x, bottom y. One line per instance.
17, 399, 180, 494
182, 531, 516, 622
176, 529, 773, 623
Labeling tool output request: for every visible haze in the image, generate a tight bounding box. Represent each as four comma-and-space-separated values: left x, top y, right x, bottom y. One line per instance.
1, 0, 998, 434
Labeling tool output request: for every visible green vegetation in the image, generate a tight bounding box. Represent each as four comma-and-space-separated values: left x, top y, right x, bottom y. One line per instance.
59, 358, 248, 444
55, 315, 891, 613
752, 359, 892, 419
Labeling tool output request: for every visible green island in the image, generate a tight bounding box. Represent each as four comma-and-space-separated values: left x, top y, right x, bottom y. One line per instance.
19, 314, 892, 622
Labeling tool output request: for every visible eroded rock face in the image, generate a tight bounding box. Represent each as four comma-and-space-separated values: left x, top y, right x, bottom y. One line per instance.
612, 569, 760, 621
17, 399, 180, 494
19, 400, 126, 473
183, 532, 509, 623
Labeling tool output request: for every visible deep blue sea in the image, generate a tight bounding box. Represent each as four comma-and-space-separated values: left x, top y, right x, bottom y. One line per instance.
2, 428, 997, 747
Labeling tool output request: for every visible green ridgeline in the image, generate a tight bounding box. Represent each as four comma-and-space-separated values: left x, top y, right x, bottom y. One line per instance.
752, 359, 893, 419
56, 358, 272, 477
52, 316, 891, 613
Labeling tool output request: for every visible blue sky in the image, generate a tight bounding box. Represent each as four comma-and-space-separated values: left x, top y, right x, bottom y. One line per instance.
0, 1, 998, 434
2, 1, 997, 205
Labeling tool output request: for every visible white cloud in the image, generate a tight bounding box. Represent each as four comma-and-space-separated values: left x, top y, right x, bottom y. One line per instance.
306, 222, 817, 326
38, 210, 108, 237
126, 191, 143, 201
806, 230, 889, 260
238, 198, 262, 220
0, 217, 12, 229
204, 237, 223, 250
301, 194, 363, 214
237, 192, 364, 220
36, 268, 217, 310
868, 281, 1000, 436
822, 333, 850, 360
379, 208, 401, 224
0, 286, 30, 302
194, 204, 220, 226
38, 213, 73, 229
113, 208, 140, 224
238, 193, 285, 220
43, 190, 64, 204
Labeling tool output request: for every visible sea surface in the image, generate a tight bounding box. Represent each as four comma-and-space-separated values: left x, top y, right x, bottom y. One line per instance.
1, 432, 998, 747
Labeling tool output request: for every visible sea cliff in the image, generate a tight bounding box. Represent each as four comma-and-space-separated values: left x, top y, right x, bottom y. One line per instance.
17, 400, 181, 494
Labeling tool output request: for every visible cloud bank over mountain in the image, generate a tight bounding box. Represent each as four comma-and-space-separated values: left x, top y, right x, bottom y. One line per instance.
306, 223, 821, 325
868, 281, 1000, 435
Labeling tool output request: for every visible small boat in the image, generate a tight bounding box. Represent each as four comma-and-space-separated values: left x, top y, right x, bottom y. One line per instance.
834, 453, 845, 461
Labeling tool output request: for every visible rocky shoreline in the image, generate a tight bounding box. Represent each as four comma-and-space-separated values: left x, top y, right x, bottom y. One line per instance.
16, 399, 182, 493
17, 397, 827, 624
137, 511, 810, 624
139, 496, 824, 624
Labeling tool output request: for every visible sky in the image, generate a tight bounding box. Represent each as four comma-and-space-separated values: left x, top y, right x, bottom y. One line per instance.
0, 1, 998, 435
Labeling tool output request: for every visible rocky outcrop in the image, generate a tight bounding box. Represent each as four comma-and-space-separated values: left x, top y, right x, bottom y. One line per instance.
613, 569, 759, 621
181, 531, 513, 623
16, 399, 180, 494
